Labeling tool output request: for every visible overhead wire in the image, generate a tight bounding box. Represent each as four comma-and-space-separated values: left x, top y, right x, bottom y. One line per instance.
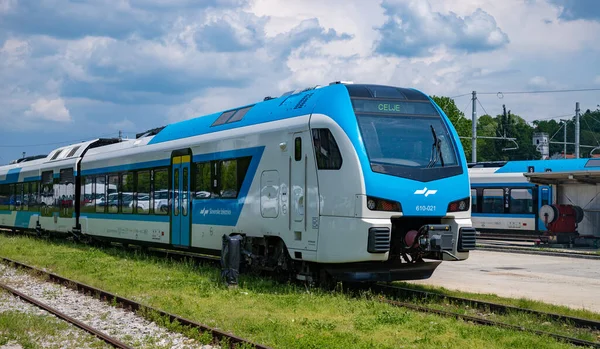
477, 87, 600, 96
582, 117, 600, 146
533, 113, 573, 121
476, 98, 490, 117
549, 122, 566, 142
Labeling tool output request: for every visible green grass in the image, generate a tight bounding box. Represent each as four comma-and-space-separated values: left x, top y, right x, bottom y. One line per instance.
393, 281, 600, 322
0, 233, 596, 349
0, 307, 110, 349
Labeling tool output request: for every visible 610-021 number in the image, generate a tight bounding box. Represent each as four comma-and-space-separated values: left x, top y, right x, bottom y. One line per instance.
415, 205, 436, 212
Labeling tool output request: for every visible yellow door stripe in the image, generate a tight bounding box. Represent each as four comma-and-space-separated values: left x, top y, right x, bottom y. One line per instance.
172, 156, 181, 164
181, 155, 191, 163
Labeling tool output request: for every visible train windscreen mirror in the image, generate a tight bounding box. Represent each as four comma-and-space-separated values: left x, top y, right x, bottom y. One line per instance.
528, 166, 534, 173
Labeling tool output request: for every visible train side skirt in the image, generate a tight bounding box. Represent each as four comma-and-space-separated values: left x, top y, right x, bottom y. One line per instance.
324, 260, 442, 282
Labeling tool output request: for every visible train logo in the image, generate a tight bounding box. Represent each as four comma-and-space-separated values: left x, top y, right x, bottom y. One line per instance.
414, 187, 438, 197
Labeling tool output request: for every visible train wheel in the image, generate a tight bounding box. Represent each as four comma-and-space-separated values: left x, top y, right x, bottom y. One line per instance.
318, 269, 337, 291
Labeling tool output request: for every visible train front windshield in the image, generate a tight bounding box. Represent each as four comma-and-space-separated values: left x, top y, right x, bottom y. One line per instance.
352, 99, 462, 181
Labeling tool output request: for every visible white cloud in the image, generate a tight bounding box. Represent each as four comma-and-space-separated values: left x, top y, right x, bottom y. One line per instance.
1, 0, 600, 161
0, 0, 16, 13
375, 0, 509, 57
526, 76, 565, 90
0, 39, 30, 67
109, 118, 136, 132
24, 98, 72, 122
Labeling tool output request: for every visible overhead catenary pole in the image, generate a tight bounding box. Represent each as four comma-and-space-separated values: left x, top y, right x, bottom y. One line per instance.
561, 119, 567, 159
575, 102, 580, 159
472, 91, 477, 163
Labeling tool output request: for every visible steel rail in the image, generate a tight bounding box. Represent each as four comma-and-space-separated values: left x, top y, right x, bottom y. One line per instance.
476, 245, 600, 260
0, 281, 133, 349
373, 283, 600, 331
0, 257, 272, 349
378, 296, 600, 348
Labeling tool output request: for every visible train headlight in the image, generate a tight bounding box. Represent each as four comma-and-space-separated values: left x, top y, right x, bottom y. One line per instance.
447, 197, 470, 212
367, 199, 376, 210
366, 196, 401, 212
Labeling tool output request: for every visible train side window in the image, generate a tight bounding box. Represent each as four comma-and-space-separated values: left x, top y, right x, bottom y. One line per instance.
295, 137, 302, 161
81, 177, 94, 213
15, 183, 23, 211
217, 157, 251, 199
96, 176, 107, 213
211, 161, 220, 198
136, 171, 151, 215
41, 171, 54, 216
182, 167, 188, 216
107, 175, 119, 213
28, 182, 39, 212
9, 184, 15, 211
59, 168, 75, 218
237, 157, 251, 193
220, 160, 238, 198
121, 173, 134, 214
22, 183, 29, 211
482, 188, 503, 213
0, 185, 9, 210
509, 188, 533, 214
471, 189, 477, 212
312, 129, 343, 170
153, 168, 169, 215
173, 168, 180, 216
194, 162, 211, 199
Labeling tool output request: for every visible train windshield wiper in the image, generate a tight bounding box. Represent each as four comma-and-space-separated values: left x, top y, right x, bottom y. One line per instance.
427, 125, 445, 168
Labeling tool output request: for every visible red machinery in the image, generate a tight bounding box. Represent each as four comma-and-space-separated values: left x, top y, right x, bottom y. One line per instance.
539, 204, 584, 244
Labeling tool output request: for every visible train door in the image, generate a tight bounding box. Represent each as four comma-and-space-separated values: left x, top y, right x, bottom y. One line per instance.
290, 131, 317, 251
537, 185, 552, 231
171, 151, 191, 247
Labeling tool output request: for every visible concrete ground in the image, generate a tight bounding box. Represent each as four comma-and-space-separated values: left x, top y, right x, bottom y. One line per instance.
409, 250, 600, 313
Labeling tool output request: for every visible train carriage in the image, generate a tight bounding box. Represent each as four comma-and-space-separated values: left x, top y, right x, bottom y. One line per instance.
0, 82, 476, 284
468, 159, 600, 236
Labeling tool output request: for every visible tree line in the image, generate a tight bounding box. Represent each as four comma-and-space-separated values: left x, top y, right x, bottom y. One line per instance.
431, 96, 600, 162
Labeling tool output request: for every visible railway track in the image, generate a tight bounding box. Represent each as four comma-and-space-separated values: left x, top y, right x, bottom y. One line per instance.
69, 242, 600, 347
377, 296, 600, 348
476, 241, 600, 260
2, 232, 600, 347
0, 256, 272, 349
373, 283, 600, 330
368, 283, 600, 348
0, 281, 133, 349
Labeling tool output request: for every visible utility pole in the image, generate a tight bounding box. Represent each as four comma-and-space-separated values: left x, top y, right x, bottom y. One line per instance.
560, 119, 567, 158
471, 91, 477, 163
575, 102, 580, 159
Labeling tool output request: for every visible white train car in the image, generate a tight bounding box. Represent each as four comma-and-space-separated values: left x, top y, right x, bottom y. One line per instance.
1, 82, 477, 285
468, 161, 559, 235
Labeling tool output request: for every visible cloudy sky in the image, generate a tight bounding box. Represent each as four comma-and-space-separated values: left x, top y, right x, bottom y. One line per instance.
1, 0, 599, 162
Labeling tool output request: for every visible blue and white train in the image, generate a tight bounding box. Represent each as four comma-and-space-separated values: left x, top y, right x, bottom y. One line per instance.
468, 159, 598, 235
0, 82, 476, 284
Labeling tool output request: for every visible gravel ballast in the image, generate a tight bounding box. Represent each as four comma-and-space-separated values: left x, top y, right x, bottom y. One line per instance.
0, 264, 217, 349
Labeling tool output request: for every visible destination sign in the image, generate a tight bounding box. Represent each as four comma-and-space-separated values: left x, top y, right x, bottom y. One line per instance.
352, 99, 438, 116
